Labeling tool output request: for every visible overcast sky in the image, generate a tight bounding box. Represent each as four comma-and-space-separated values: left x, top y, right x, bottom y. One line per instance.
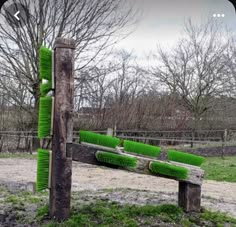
115, 0, 236, 62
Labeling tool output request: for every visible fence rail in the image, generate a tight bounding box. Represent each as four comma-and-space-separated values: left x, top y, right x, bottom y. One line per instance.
0, 128, 236, 153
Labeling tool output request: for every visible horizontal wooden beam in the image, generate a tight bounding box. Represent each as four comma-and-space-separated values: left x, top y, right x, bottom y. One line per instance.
67, 143, 204, 186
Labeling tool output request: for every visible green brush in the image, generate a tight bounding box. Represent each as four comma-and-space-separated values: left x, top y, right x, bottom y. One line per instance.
96, 151, 137, 168
36, 47, 54, 192
79, 130, 120, 148
39, 46, 54, 96
38, 96, 54, 139
149, 161, 188, 180
40, 81, 52, 97
167, 150, 205, 167
124, 140, 161, 158
39, 47, 52, 81
36, 149, 52, 192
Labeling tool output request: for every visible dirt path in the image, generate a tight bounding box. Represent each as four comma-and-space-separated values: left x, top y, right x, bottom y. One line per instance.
0, 158, 236, 217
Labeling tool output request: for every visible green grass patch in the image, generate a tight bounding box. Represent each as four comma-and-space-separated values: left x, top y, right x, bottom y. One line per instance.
40, 201, 236, 227
43, 201, 182, 227
124, 140, 161, 158
4, 190, 46, 206
149, 161, 188, 180
38, 96, 52, 139
200, 208, 236, 226
1, 187, 236, 227
95, 151, 137, 168
167, 150, 205, 166
36, 205, 49, 221
202, 156, 236, 182
79, 130, 120, 148
5, 195, 19, 204
0, 153, 36, 159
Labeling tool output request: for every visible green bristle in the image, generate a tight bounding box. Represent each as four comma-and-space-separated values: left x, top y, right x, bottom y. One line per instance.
96, 151, 137, 168
38, 96, 52, 139
167, 150, 205, 167
79, 130, 120, 148
36, 149, 50, 192
40, 82, 52, 97
149, 161, 188, 180
124, 140, 161, 158
39, 47, 52, 81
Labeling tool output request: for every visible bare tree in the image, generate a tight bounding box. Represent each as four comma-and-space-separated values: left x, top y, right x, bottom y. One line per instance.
0, 0, 139, 126
74, 50, 150, 130
152, 19, 229, 130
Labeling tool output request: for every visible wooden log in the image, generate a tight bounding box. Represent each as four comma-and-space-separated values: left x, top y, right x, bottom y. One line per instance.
80, 142, 116, 152
68, 143, 204, 186
178, 182, 201, 212
49, 38, 75, 220
67, 143, 101, 165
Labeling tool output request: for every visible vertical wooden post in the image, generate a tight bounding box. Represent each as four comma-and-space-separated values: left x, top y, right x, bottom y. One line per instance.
178, 182, 201, 212
106, 128, 113, 136
49, 38, 75, 220
190, 130, 194, 148
221, 129, 227, 159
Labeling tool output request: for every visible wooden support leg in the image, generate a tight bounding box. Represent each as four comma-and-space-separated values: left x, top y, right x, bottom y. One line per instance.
178, 182, 201, 212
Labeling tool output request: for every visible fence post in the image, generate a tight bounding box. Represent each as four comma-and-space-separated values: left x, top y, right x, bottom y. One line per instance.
221, 129, 227, 159
191, 130, 194, 148
49, 38, 75, 220
106, 128, 113, 136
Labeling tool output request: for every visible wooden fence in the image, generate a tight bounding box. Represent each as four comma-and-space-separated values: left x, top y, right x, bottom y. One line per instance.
1, 129, 236, 153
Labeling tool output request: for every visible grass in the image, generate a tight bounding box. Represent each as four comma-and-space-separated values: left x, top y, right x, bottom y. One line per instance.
1, 186, 236, 227
202, 156, 236, 182
0, 152, 36, 159
124, 140, 161, 158
79, 130, 120, 148
95, 151, 137, 168
5, 193, 43, 205
149, 161, 188, 180
40, 201, 236, 227
40, 201, 183, 227
167, 149, 205, 167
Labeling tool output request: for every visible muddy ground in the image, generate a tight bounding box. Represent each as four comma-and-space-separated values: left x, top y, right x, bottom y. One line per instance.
0, 158, 236, 219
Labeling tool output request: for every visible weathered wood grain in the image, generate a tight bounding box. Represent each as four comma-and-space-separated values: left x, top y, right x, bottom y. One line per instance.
68, 143, 204, 185
178, 182, 201, 212
49, 38, 75, 220
68, 142, 204, 212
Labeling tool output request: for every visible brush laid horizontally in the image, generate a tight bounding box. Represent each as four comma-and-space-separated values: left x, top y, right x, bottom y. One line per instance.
167, 150, 205, 167
95, 151, 137, 168
124, 140, 161, 158
149, 161, 188, 180
79, 130, 120, 148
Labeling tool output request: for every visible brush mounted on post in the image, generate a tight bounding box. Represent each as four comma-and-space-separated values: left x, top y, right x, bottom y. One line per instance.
36, 46, 54, 193
36, 39, 75, 221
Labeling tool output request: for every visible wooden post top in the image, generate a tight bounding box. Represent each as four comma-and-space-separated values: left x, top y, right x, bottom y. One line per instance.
54, 37, 76, 49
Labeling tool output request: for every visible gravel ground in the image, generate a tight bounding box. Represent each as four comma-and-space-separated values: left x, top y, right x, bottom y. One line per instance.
0, 158, 236, 217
